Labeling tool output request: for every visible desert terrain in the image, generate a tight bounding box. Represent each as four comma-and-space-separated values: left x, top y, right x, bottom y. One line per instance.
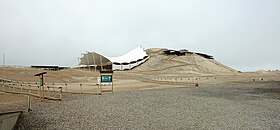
1, 48, 280, 129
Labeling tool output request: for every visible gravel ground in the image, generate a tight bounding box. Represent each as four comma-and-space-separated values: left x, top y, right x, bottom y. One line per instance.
15, 82, 280, 130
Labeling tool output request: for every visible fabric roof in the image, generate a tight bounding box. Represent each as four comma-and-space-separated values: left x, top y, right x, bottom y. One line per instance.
79, 52, 111, 66
79, 46, 148, 66
106, 46, 147, 64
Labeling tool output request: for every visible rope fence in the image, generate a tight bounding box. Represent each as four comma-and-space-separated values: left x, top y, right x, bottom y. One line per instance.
117, 73, 219, 85
0, 79, 103, 100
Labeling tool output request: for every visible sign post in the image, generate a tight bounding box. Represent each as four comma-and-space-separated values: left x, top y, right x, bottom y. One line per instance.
100, 70, 114, 93
34, 72, 47, 100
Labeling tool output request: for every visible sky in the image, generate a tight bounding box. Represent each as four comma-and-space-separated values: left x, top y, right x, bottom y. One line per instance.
0, 0, 279, 72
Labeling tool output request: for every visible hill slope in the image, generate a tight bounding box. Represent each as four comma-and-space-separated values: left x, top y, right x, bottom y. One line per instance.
132, 48, 238, 75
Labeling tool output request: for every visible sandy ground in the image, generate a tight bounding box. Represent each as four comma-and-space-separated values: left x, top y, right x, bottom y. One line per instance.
0, 92, 42, 112
0, 67, 279, 129
0, 68, 279, 113
15, 81, 280, 129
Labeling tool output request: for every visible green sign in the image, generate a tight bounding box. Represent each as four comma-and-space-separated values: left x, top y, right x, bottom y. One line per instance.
40, 79, 43, 86
101, 75, 112, 83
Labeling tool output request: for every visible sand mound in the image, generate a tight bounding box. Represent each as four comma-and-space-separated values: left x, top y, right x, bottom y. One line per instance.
0, 68, 99, 83
132, 48, 238, 75
0, 48, 238, 82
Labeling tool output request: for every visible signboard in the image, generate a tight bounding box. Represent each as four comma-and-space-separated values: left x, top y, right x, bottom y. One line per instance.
34, 72, 47, 99
40, 79, 43, 86
101, 75, 112, 83
99, 70, 114, 93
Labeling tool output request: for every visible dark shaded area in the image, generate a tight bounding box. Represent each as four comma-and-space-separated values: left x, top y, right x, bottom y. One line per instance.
195, 53, 214, 59
0, 111, 22, 130
250, 82, 280, 99
31, 65, 69, 71
192, 82, 280, 100
79, 64, 112, 71
163, 49, 187, 56
162, 49, 214, 60
253, 87, 280, 94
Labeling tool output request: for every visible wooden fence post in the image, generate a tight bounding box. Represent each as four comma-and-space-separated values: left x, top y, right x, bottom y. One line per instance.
28, 96, 32, 112
65, 83, 67, 93
80, 84, 82, 94
37, 86, 40, 96
47, 86, 50, 96
2, 81, 4, 90
29, 85, 31, 93
59, 87, 62, 100
42, 85, 44, 99
99, 84, 102, 95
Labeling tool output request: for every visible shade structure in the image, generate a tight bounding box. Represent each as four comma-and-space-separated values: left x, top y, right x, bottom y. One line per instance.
106, 46, 148, 64
78, 46, 149, 71
79, 52, 111, 66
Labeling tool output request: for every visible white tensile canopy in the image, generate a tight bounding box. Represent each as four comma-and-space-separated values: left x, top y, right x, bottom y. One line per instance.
106, 46, 148, 64
79, 46, 149, 70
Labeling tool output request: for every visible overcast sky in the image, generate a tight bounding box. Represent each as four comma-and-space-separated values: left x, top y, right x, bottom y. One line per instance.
0, 0, 279, 71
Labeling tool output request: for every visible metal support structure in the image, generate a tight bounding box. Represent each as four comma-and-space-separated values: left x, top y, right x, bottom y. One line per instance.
92, 52, 96, 71
86, 52, 90, 70
78, 58, 81, 70
100, 55, 103, 70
